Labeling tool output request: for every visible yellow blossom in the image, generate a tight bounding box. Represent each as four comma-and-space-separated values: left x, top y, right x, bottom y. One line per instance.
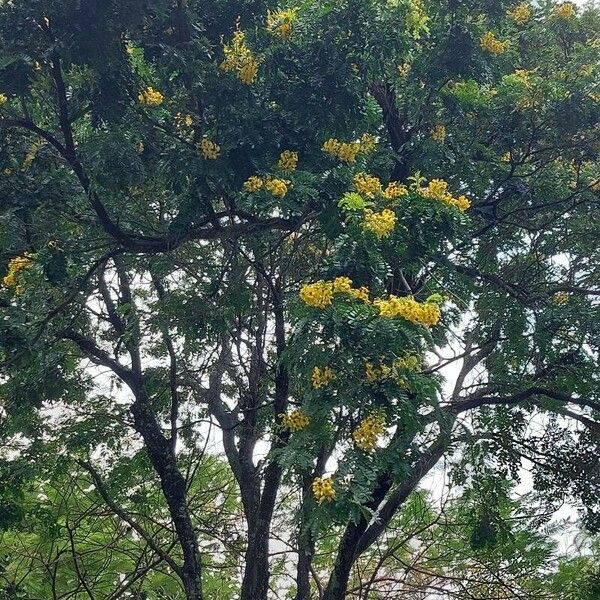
0, 93, 7, 106
321, 138, 365, 163
312, 477, 336, 503
200, 138, 220, 160
362, 209, 396, 238
554, 2, 576, 18
393, 354, 421, 371
359, 133, 377, 153
353, 173, 382, 198
431, 124, 446, 143
480, 31, 507, 54
264, 177, 289, 197
239, 56, 259, 84
551, 291, 569, 305
278, 150, 298, 171
138, 86, 164, 106
415, 177, 470, 212
507, 3, 531, 25
281, 409, 310, 432
311, 366, 336, 389
300, 280, 334, 308
365, 362, 392, 383
373, 295, 440, 326
332, 276, 353, 293
3, 253, 33, 289
397, 62, 411, 78
353, 412, 386, 452
244, 176, 264, 192
383, 181, 409, 200
220, 29, 259, 84
266, 8, 297, 40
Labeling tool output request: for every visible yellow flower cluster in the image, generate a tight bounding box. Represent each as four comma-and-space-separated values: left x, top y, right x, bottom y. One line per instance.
373, 295, 441, 327
354, 173, 382, 198
365, 362, 392, 383
3, 253, 33, 288
299, 277, 370, 308
397, 63, 411, 78
266, 9, 297, 40
265, 177, 289, 197
200, 138, 220, 159
299, 280, 334, 308
507, 3, 531, 24
138, 86, 164, 106
312, 477, 336, 503
278, 150, 298, 171
431, 124, 446, 143
322, 133, 376, 163
0, 93, 7, 106
220, 29, 259, 84
311, 366, 336, 389
362, 209, 396, 238
281, 409, 310, 432
554, 2, 576, 18
551, 291, 569, 305
353, 412, 386, 452
480, 32, 507, 55
383, 181, 409, 200
365, 355, 420, 383
244, 176, 264, 192
416, 178, 470, 212
243, 176, 289, 197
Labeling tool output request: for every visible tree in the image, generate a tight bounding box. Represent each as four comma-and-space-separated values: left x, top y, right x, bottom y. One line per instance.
0, 0, 599, 599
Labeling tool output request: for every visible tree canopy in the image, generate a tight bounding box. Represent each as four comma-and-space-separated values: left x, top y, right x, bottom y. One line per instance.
0, 0, 599, 598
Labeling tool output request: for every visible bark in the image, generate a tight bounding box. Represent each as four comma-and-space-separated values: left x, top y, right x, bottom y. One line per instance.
130, 394, 203, 600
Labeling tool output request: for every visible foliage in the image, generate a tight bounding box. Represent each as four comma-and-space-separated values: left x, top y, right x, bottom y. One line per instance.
0, 0, 599, 598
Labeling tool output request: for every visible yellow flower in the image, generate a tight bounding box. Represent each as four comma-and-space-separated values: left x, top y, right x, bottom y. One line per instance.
238, 56, 259, 84
365, 362, 392, 383
312, 477, 336, 503
0, 93, 7, 106
332, 276, 353, 293
264, 177, 289, 197
551, 291, 569, 305
397, 62, 411, 78
507, 3, 531, 25
244, 176, 264, 192
393, 354, 421, 371
373, 295, 440, 326
220, 29, 259, 84
554, 2, 576, 18
300, 280, 334, 308
362, 209, 396, 238
431, 124, 446, 143
321, 138, 364, 163
200, 138, 220, 160
415, 177, 470, 212
453, 194, 471, 211
278, 150, 298, 171
383, 181, 409, 200
354, 173, 382, 198
480, 31, 507, 55
3, 253, 33, 289
359, 133, 377, 153
353, 412, 386, 452
311, 366, 336, 389
266, 8, 297, 40
281, 409, 310, 432
138, 86, 164, 106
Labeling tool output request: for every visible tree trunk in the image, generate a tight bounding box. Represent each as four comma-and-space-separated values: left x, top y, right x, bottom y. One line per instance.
131, 396, 203, 600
